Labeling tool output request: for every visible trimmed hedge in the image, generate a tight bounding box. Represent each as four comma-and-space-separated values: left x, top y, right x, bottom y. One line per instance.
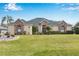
74, 27, 79, 34
35, 31, 73, 35
45, 31, 65, 34
65, 31, 73, 34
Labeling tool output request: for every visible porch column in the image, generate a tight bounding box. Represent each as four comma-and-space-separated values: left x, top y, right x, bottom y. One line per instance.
38, 25, 42, 33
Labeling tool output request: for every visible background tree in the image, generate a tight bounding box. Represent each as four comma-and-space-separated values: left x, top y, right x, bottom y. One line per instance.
75, 22, 79, 27
74, 27, 79, 34
42, 26, 51, 34
46, 26, 51, 32
32, 26, 38, 34
74, 22, 79, 34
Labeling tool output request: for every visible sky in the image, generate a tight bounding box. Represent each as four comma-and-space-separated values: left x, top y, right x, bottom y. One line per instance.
0, 3, 79, 25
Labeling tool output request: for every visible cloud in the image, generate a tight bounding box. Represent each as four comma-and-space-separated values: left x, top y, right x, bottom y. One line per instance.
55, 3, 65, 6
59, 3, 79, 11
4, 3, 23, 11
68, 3, 79, 6
62, 6, 79, 11
60, 4, 65, 7
69, 3, 75, 6
56, 3, 79, 7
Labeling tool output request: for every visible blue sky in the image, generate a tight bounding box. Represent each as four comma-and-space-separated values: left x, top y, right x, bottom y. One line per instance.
0, 3, 79, 25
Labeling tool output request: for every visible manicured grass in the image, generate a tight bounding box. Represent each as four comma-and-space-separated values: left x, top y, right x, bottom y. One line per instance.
0, 35, 79, 56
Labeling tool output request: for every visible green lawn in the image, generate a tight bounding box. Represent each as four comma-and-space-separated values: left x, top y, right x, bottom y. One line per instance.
0, 35, 79, 56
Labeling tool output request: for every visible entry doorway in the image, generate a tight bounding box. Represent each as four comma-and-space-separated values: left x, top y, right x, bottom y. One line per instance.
15, 25, 24, 35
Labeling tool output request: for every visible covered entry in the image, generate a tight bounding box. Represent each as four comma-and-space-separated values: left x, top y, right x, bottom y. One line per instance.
14, 19, 24, 35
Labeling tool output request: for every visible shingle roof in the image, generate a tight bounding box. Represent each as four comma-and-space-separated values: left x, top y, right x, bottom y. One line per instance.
8, 18, 72, 26
8, 19, 32, 26
28, 18, 72, 26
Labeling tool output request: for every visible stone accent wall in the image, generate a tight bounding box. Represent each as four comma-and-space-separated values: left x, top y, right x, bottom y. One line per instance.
38, 20, 48, 33
14, 20, 24, 34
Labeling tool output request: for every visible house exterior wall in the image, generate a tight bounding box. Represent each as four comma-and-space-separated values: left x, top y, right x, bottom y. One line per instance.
24, 25, 28, 34
8, 25, 15, 35
28, 26, 32, 35
24, 25, 32, 35
51, 26, 59, 31
66, 26, 72, 31
51, 25, 72, 32
8, 25, 32, 35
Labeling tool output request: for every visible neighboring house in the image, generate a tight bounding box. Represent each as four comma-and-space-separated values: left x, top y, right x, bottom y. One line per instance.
8, 19, 32, 35
28, 18, 72, 33
0, 25, 7, 34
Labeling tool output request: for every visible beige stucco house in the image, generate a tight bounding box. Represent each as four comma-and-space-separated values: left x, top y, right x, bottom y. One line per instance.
1, 18, 72, 35
28, 18, 72, 33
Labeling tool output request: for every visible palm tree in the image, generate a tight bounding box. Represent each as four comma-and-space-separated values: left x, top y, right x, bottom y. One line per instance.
1, 15, 14, 27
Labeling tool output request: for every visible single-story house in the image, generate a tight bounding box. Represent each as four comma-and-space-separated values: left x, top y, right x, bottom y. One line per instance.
28, 18, 72, 33
0, 18, 72, 35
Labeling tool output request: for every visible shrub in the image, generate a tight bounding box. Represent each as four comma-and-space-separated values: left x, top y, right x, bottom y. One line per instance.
65, 31, 73, 34
45, 31, 65, 34
34, 31, 74, 35
32, 26, 38, 34
11, 35, 15, 37
22, 31, 26, 35
0, 35, 1, 37
7, 35, 10, 38
5, 32, 9, 35
36, 32, 43, 35
74, 27, 79, 34
5, 32, 11, 38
